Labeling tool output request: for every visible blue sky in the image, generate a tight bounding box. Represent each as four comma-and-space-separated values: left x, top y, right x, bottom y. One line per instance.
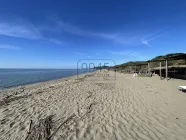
0, 0, 186, 68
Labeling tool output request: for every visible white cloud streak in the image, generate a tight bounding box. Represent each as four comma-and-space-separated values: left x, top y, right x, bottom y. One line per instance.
108, 50, 132, 55
141, 32, 167, 47
0, 44, 21, 50
57, 20, 166, 47
73, 52, 84, 55
0, 20, 42, 39
140, 40, 152, 47
49, 39, 63, 45
57, 21, 138, 45
0, 18, 166, 48
58, 21, 95, 37
0, 19, 65, 45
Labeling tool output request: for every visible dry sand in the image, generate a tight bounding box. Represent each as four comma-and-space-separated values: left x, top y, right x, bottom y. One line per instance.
0, 71, 186, 140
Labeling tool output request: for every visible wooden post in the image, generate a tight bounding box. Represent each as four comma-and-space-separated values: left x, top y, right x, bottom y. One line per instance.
148, 63, 150, 77
166, 59, 168, 80
148, 62, 150, 73
160, 62, 162, 80
130, 66, 131, 73
185, 59, 186, 79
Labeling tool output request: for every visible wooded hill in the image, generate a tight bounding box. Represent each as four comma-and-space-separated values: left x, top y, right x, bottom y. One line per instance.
115, 53, 186, 71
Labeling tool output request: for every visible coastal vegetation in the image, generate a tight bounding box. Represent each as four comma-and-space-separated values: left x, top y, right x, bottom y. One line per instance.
115, 53, 186, 71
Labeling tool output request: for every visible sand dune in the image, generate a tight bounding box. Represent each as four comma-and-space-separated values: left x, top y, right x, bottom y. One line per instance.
0, 71, 186, 140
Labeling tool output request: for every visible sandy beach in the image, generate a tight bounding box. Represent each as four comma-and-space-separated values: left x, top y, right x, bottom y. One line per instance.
0, 71, 186, 140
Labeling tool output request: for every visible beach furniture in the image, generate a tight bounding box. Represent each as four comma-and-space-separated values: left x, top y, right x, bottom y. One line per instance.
178, 86, 186, 91
133, 73, 138, 77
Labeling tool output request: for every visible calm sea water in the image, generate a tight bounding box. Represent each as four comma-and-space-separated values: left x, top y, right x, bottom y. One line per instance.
0, 69, 86, 89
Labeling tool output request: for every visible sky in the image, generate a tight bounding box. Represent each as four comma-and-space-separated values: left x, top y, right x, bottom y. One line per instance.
0, 0, 186, 68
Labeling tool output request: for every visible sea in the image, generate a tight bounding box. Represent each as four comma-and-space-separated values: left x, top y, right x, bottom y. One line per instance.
0, 69, 87, 89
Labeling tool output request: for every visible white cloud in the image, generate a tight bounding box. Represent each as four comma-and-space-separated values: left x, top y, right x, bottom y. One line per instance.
0, 18, 67, 46
108, 50, 147, 59
0, 20, 42, 39
108, 50, 132, 55
99, 33, 141, 46
0, 44, 21, 50
57, 21, 138, 45
141, 31, 167, 47
141, 39, 152, 47
0, 17, 167, 49
56, 20, 170, 49
49, 38, 63, 45
0, 17, 165, 48
73, 52, 84, 55
57, 21, 95, 37
56, 20, 157, 47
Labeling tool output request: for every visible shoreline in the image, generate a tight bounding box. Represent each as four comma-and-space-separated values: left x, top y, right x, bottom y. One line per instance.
0, 71, 90, 91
